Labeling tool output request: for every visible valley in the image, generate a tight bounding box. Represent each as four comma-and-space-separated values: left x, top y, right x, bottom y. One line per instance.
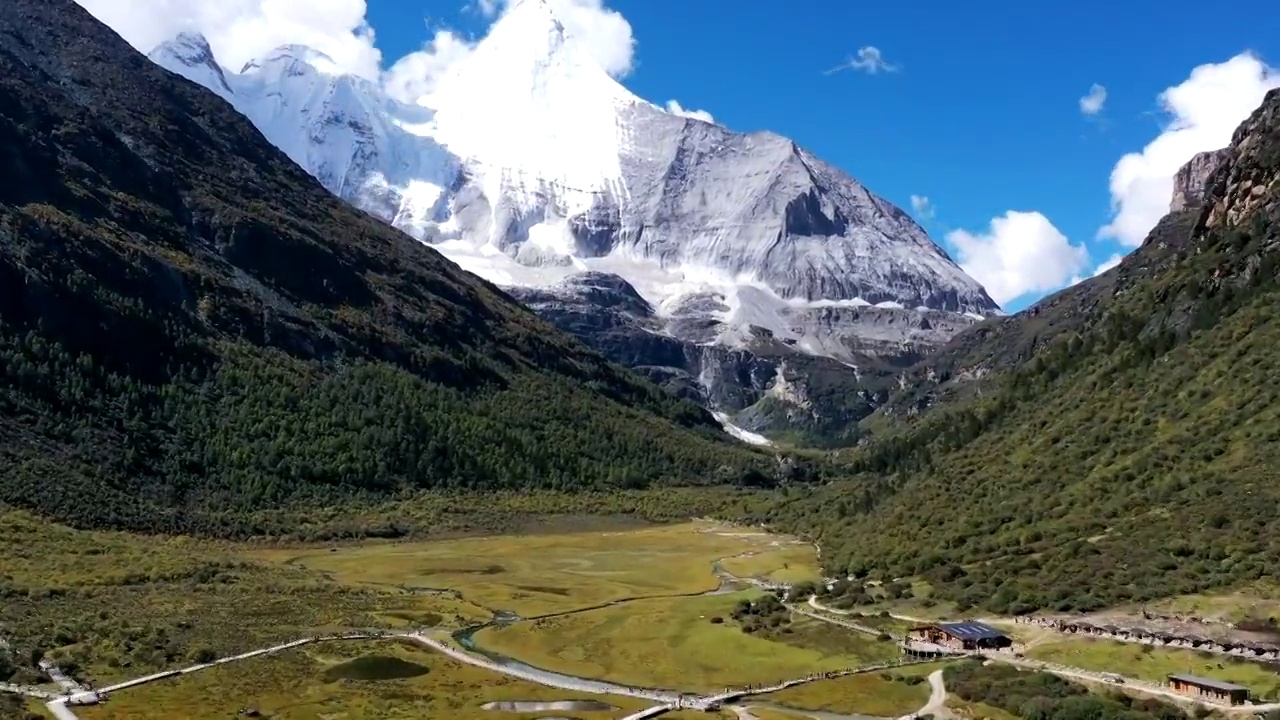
3, 0, 1280, 719
5, 516, 1280, 720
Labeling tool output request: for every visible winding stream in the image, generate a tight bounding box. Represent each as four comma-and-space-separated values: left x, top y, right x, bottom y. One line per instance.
438, 551, 777, 701
451, 623, 685, 701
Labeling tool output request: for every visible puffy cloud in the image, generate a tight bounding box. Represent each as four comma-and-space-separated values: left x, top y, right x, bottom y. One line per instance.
1099, 52, 1279, 246
75, 0, 382, 79
664, 100, 715, 124
910, 194, 934, 220
946, 211, 1090, 307
77, 0, 638, 98
383, 0, 639, 105
383, 29, 475, 104
1080, 83, 1107, 115
825, 46, 899, 75
476, 0, 635, 77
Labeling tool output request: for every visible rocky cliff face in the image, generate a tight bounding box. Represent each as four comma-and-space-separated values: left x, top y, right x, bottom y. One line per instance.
1202, 92, 1280, 230
1171, 148, 1231, 211
147, 0, 998, 443
506, 272, 927, 445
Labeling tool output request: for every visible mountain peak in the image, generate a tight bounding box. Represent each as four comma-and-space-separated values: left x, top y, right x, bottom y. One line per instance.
241, 44, 339, 76
422, 0, 642, 209
149, 31, 233, 99
449, 0, 595, 86
170, 31, 213, 53
151, 31, 214, 66
503, 0, 568, 36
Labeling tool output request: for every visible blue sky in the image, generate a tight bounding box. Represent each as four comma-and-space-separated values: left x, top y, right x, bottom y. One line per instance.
84, 0, 1280, 311
374, 0, 1279, 311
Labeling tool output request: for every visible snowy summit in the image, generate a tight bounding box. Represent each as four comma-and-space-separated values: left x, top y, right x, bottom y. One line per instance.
149, 0, 999, 439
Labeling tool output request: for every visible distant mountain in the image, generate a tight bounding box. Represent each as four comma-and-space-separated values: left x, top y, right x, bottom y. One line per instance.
761, 88, 1280, 613
0, 0, 782, 535
148, 0, 998, 444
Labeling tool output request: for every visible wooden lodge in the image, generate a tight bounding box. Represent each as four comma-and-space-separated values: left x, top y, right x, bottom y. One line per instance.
1168, 674, 1249, 705
907, 621, 1012, 652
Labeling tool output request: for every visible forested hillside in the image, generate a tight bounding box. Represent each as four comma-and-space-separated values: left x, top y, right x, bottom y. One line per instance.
0, 0, 780, 536
760, 89, 1280, 613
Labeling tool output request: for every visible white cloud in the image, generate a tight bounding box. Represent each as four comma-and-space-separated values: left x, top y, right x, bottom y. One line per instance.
825, 46, 899, 75
946, 211, 1090, 306
477, 0, 635, 77
75, 0, 382, 80
910, 194, 934, 220
383, 29, 475, 104
76, 0, 638, 100
1099, 52, 1279, 247
1080, 83, 1107, 115
664, 100, 715, 124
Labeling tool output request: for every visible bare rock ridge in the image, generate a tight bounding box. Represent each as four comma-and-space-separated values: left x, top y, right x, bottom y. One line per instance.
146, 2, 999, 443
1171, 148, 1231, 211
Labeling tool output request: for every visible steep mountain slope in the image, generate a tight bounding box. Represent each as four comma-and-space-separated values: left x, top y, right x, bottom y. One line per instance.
761, 89, 1280, 612
0, 0, 781, 535
147, 0, 997, 443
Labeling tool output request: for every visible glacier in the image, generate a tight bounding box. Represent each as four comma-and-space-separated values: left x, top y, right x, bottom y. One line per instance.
148, 0, 999, 444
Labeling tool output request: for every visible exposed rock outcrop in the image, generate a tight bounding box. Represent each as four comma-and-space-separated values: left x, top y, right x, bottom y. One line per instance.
1171, 148, 1231, 211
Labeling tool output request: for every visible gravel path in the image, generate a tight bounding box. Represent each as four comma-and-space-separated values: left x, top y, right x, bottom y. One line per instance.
911, 670, 953, 720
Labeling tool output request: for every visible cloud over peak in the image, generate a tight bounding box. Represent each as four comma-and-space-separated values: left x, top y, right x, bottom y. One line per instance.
664, 100, 715, 124
76, 0, 383, 80
75, 0, 641, 105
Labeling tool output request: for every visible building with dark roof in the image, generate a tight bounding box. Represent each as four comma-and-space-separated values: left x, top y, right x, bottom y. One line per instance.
907, 621, 1012, 652
1168, 675, 1249, 705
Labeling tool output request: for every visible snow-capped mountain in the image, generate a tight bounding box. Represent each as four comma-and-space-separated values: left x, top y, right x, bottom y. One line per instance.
149, 0, 999, 444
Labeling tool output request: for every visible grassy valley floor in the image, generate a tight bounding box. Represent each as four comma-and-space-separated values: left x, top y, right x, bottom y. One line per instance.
0, 507, 840, 718
247, 521, 793, 618
474, 592, 901, 693
11, 503, 1280, 720
1025, 637, 1280, 700
76, 640, 653, 720
716, 543, 821, 585
753, 662, 944, 716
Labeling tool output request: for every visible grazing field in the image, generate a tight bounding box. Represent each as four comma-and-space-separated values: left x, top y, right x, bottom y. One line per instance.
474, 591, 900, 692
756, 663, 943, 716
2, 509, 841, 716
250, 522, 804, 617
77, 640, 651, 720
0, 510, 495, 685
1138, 586, 1280, 624
717, 540, 820, 584
1026, 637, 1280, 698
